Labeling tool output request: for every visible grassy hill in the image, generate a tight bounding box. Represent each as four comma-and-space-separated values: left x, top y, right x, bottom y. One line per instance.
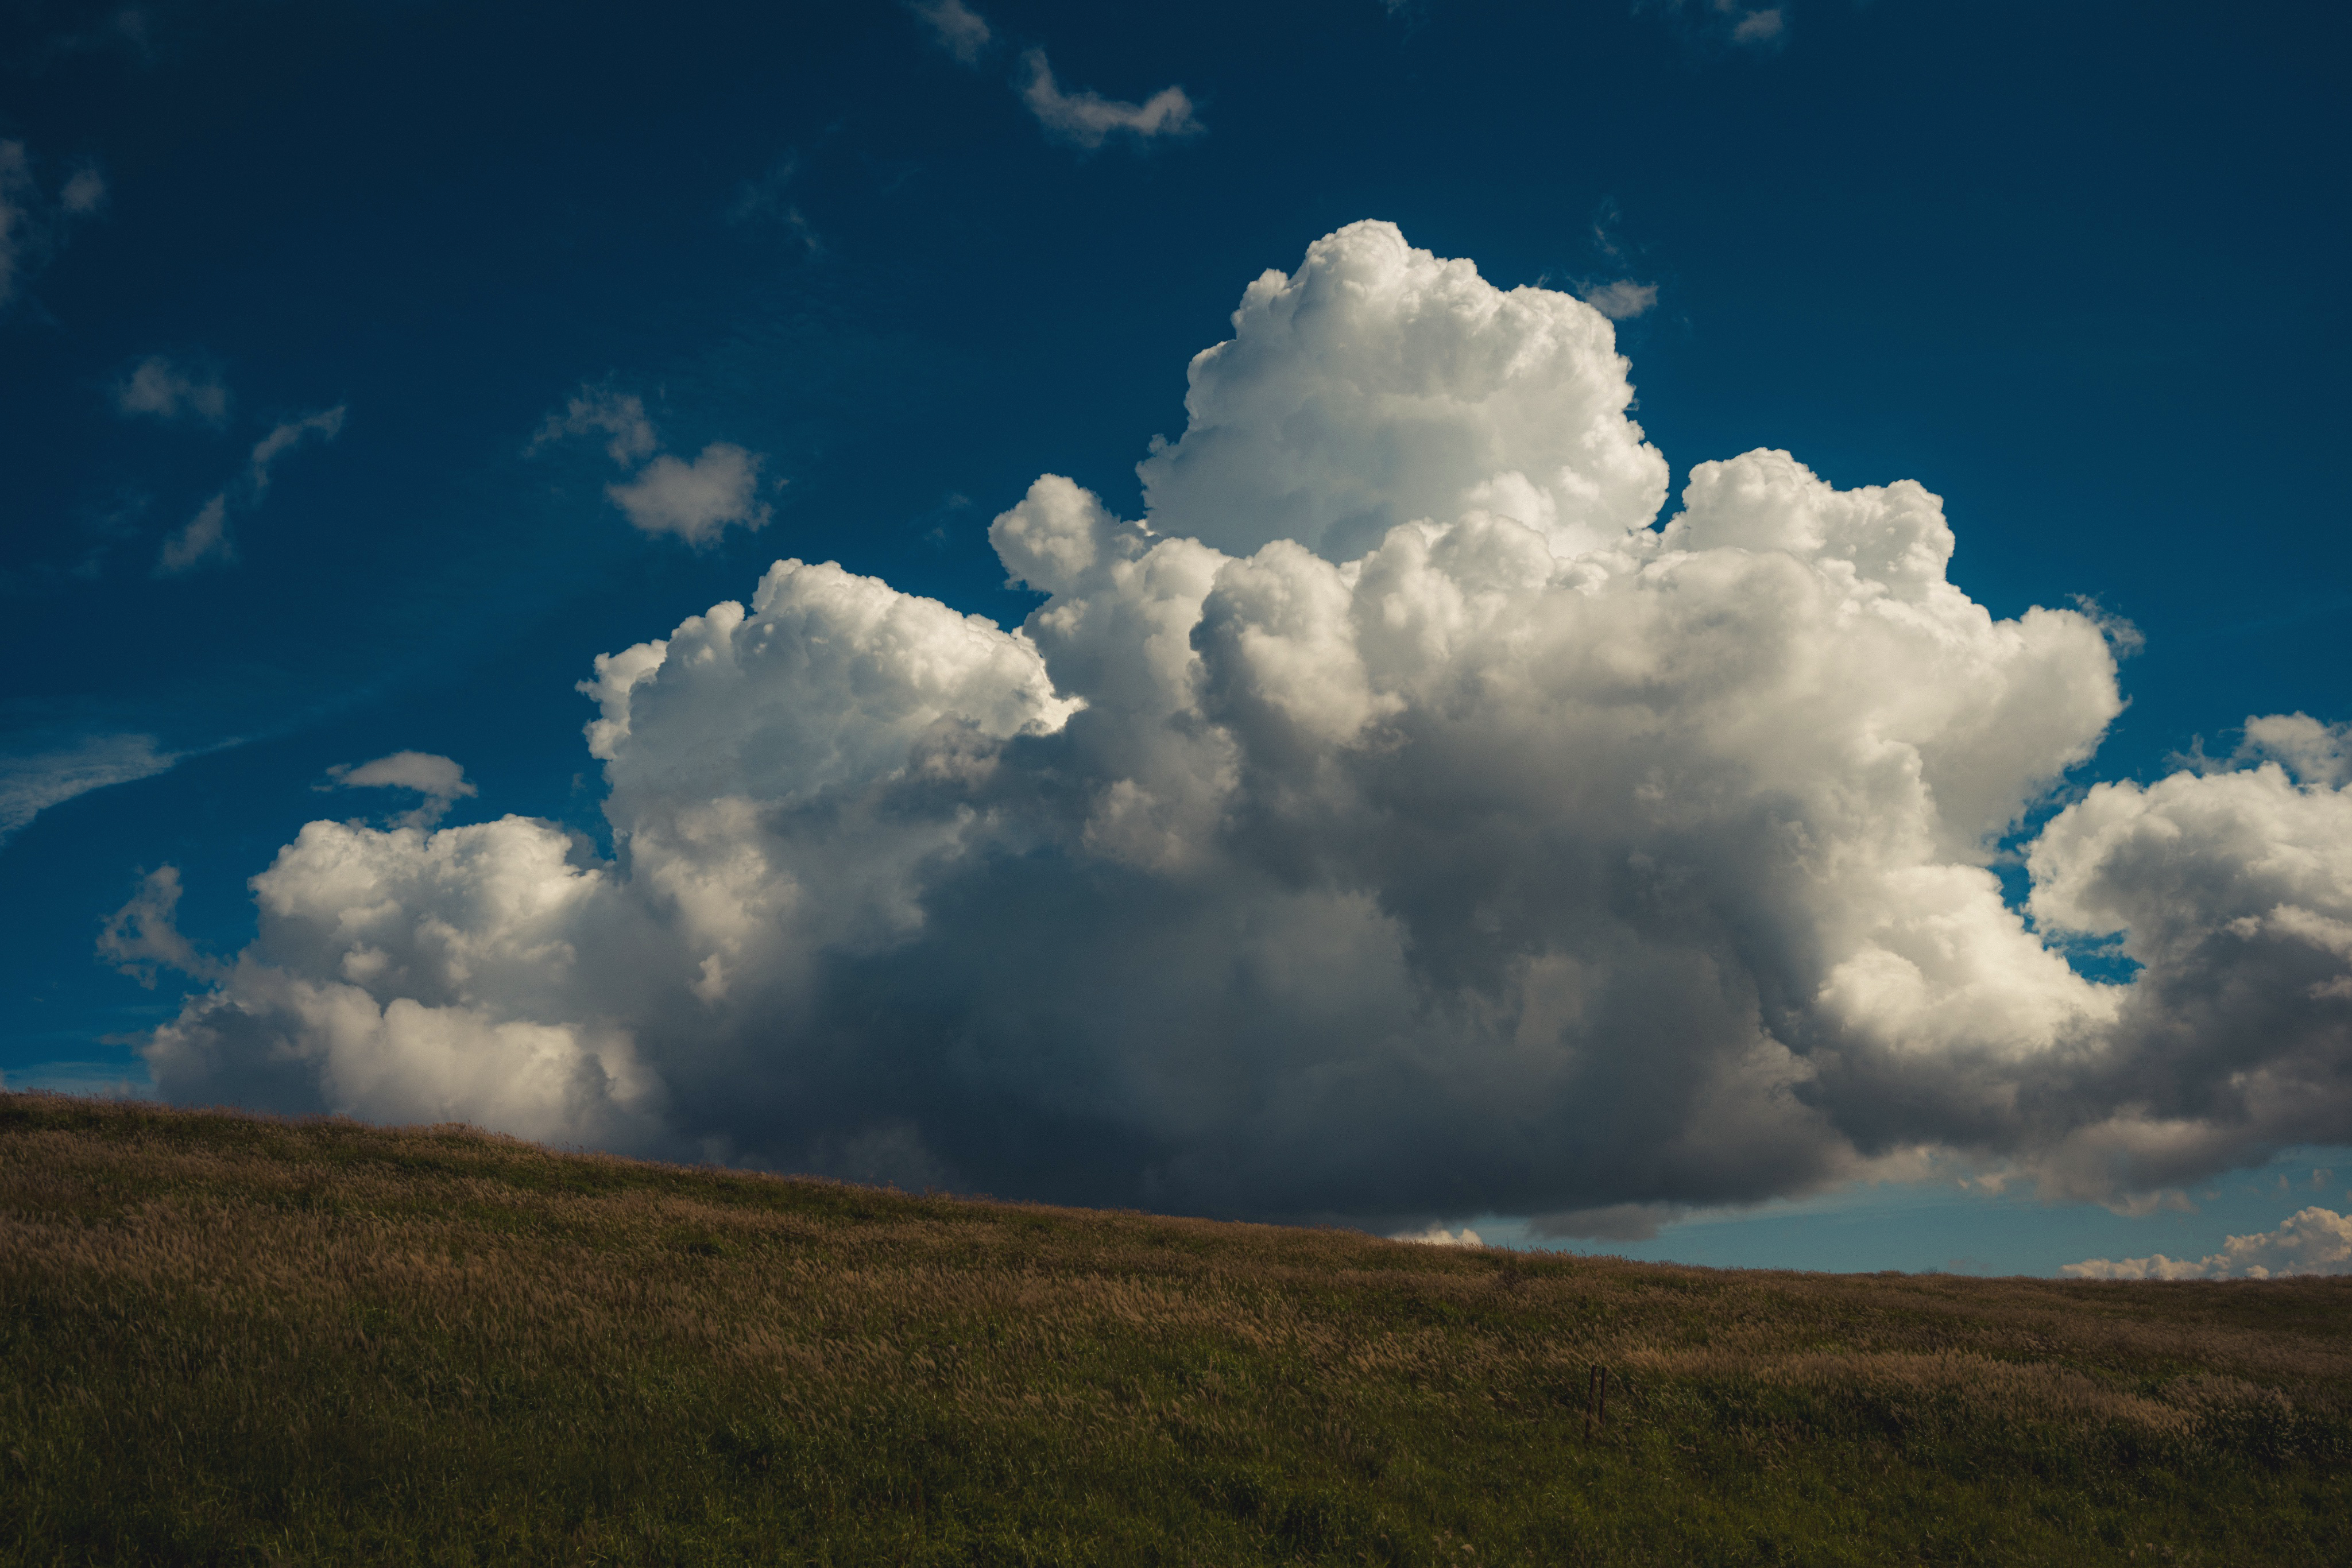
3, 1093, 2347, 1566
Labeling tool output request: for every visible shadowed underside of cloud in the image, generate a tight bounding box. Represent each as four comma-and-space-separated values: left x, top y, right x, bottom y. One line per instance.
119, 222, 2352, 1233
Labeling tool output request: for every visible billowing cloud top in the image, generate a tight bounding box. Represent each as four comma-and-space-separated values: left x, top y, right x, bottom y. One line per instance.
1137, 222, 1668, 562
127, 222, 2352, 1234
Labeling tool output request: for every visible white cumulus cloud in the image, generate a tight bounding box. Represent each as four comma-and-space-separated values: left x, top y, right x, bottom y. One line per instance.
140, 819, 666, 1148
1138, 222, 1669, 562
1393, 1224, 1485, 1248
1020, 49, 1201, 149
118, 223, 2352, 1236
2064, 1206, 2352, 1280
2236, 714, 2352, 789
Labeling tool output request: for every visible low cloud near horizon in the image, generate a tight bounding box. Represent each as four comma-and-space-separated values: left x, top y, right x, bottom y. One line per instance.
111, 223, 2352, 1236
2065, 1206, 2352, 1280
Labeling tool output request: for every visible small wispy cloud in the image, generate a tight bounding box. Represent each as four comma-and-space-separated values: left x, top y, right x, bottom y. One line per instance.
115, 355, 231, 426
726, 154, 821, 255
154, 406, 346, 576
533, 384, 774, 547
60, 168, 107, 214
911, 0, 992, 67
1579, 280, 1659, 321
323, 750, 479, 830
608, 445, 771, 545
1642, 0, 1789, 51
1020, 49, 1201, 149
908, 7, 1201, 152
247, 406, 346, 493
98, 865, 225, 986
0, 140, 107, 310
532, 385, 659, 466
154, 493, 230, 575
1563, 199, 1662, 322
0, 733, 179, 846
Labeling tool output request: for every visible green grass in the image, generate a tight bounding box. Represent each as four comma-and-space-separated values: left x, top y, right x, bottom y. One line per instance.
3, 1091, 2348, 1565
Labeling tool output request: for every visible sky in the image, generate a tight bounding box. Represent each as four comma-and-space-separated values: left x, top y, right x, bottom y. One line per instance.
2, 0, 2348, 1279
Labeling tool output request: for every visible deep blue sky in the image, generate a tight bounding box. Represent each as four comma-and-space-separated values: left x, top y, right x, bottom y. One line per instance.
3, 0, 2346, 1272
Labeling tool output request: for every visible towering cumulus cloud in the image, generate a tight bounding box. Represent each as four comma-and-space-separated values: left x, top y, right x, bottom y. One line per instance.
130, 223, 2352, 1230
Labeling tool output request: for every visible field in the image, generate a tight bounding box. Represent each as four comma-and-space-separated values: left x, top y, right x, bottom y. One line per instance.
3, 1092, 2347, 1565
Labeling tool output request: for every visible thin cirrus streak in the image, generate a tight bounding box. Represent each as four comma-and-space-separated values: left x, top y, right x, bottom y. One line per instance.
117, 222, 2352, 1235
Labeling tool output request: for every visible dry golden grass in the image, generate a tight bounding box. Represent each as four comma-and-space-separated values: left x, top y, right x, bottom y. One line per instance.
3, 1090, 2347, 1565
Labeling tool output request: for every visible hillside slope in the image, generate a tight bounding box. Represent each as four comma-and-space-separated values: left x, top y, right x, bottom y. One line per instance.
3, 1093, 2347, 1565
